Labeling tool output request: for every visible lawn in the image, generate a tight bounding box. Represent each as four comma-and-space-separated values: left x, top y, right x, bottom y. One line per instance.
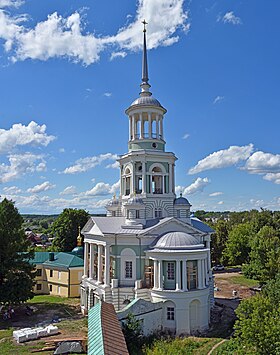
27, 294, 81, 305
226, 274, 259, 288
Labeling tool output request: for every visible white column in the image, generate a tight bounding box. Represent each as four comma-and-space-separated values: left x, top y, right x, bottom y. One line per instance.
206, 241, 211, 271
140, 113, 143, 139
129, 116, 132, 141
172, 164, 175, 193
160, 116, 163, 139
84, 242, 89, 277
148, 113, 152, 138
131, 163, 135, 194
97, 244, 103, 284
169, 164, 172, 194
205, 257, 209, 286
198, 259, 203, 289
104, 245, 110, 286
201, 259, 205, 288
132, 114, 135, 140
150, 175, 153, 194
158, 260, 163, 290
156, 115, 159, 139
182, 260, 188, 291
89, 243, 94, 279
176, 260, 181, 291
142, 162, 146, 193
153, 260, 158, 289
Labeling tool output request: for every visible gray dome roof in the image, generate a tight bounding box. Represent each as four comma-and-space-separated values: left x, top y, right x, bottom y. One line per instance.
155, 231, 200, 249
174, 196, 191, 206
106, 198, 121, 207
126, 196, 144, 205
131, 96, 162, 107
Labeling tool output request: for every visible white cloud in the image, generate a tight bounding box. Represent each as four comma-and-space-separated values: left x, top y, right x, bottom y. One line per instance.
213, 95, 224, 104
0, 121, 55, 154
27, 181, 56, 193
218, 11, 242, 25
217, 201, 224, 205
0, 0, 189, 65
209, 191, 223, 197
85, 180, 120, 196
59, 148, 65, 153
182, 133, 190, 140
3, 185, 21, 194
106, 161, 119, 169
110, 51, 127, 61
263, 173, 280, 185
0, 0, 23, 8
59, 185, 77, 195
189, 144, 254, 175
180, 177, 210, 196
0, 153, 46, 183
243, 151, 280, 174
104, 92, 112, 97
62, 153, 118, 174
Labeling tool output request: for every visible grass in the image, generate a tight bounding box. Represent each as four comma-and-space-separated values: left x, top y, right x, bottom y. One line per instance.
226, 274, 259, 288
142, 337, 223, 355
27, 295, 80, 305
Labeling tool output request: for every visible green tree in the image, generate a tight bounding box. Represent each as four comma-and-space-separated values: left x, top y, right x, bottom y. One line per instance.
0, 198, 35, 305
51, 208, 89, 251
211, 220, 229, 265
222, 223, 253, 266
243, 226, 280, 283
122, 312, 143, 354
234, 276, 280, 354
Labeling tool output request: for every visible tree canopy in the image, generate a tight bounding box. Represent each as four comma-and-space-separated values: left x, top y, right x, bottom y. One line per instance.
0, 198, 35, 305
51, 208, 89, 251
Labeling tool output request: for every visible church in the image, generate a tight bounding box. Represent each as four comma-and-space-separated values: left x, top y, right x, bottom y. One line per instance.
80, 23, 214, 335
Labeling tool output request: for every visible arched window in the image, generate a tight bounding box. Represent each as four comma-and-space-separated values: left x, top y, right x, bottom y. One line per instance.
151, 166, 163, 194
120, 248, 136, 286
123, 167, 131, 196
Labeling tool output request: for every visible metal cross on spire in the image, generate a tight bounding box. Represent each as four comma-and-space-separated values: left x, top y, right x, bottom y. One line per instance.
141, 19, 149, 85
142, 19, 148, 32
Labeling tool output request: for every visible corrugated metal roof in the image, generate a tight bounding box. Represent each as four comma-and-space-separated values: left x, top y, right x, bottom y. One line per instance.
88, 302, 129, 355
43, 252, 84, 268
29, 252, 58, 264
191, 218, 214, 233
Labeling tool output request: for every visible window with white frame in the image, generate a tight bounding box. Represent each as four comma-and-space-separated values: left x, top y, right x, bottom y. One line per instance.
136, 210, 140, 219
125, 261, 133, 278
167, 262, 175, 280
155, 208, 162, 218
167, 307, 175, 320
58, 271, 61, 280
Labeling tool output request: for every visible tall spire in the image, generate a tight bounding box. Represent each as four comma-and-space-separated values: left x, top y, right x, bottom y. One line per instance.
142, 20, 149, 85
140, 20, 151, 97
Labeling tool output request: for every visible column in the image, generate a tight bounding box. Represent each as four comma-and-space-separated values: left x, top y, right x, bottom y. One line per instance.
131, 162, 135, 194
97, 244, 103, 284
104, 245, 110, 286
132, 115, 135, 140
84, 242, 89, 277
158, 260, 163, 290
89, 243, 94, 279
206, 241, 211, 271
150, 175, 153, 194
205, 258, 209, 286
169, 163, 172, 194
156, 115, 159, 139
148, 112, 152, 138
160, 116, 163, 139
153, 260, 158, 289
201, 259, 205, 288
140, 113, 143, 139
176, 260, 181, 290
197, 259, 203, 289
142, 162, 146, 193
182, 260, 188, 291
172, 164, 175, 193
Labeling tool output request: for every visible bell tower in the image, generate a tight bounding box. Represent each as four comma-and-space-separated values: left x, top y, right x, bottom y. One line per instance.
117, 21, 177, 220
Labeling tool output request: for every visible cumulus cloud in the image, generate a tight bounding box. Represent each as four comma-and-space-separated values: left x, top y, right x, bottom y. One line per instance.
209, 191, 223, 197
243, 151, 280, 174
0, 0, 23, 8
0, 0, 189, 65
62, 153, 118, 174
0, 153, 46, 183
0, 121, 55, 154
59, 185, 77, 195
263, 173, 280, 185
106, 161, 120, 169
3, 185, 21, 194
110, 51, 127, 61
217, 201, 224, 205
213, 95, 224, 104
189, 144, 254, 175
184, 177, 210, 195
218, 11, 242, 25
27, 181, 56, 193
85, 180, 120, 196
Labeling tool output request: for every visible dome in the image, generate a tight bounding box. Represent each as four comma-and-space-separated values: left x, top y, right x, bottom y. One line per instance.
106, 198, 121, 207
130, 96, 162, 107
174, 196, 191, 206
155, 231, 201, 249
72, 246, 84, 258
126, 196, 144, 205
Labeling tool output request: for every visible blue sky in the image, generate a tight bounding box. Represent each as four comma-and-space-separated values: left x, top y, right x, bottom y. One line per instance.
0, 0, 279, 214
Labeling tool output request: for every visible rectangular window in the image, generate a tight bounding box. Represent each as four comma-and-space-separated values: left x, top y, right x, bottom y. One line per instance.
187, 261, 198, 290
155, 209, 162, 218
37, 269, 42, 277
136, 210, 140, 219
58, 271, 61, 280
167, 262, 175, 280
167, 307, 175, 320
112, 211, 116, 217
125, 261, 133, 279
58, 286, 61, 295
36, 284, 42, 291
177, 210, 181, 218
50, 270, 53, 277
49, 284, 53, 292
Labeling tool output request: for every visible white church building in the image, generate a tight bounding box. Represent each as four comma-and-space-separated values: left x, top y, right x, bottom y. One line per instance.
81, 23, 214, 335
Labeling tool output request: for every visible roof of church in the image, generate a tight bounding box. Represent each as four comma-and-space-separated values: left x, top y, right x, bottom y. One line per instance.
82, 216, 214, 236
154, 231, 202, 249
30, 252, 84, 269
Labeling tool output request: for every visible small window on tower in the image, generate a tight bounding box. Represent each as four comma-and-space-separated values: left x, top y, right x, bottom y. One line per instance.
136, 210, 140, 219
167, 307, 175, 320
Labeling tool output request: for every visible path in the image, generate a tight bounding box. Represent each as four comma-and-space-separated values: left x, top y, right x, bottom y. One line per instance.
207, 339, 227, 355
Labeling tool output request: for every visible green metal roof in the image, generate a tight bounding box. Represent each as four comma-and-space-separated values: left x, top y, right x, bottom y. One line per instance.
30, 252, 83, 268
88, 302, 104, 355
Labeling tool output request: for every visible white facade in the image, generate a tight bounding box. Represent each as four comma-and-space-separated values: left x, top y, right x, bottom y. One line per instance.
80, 26, 214, 335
